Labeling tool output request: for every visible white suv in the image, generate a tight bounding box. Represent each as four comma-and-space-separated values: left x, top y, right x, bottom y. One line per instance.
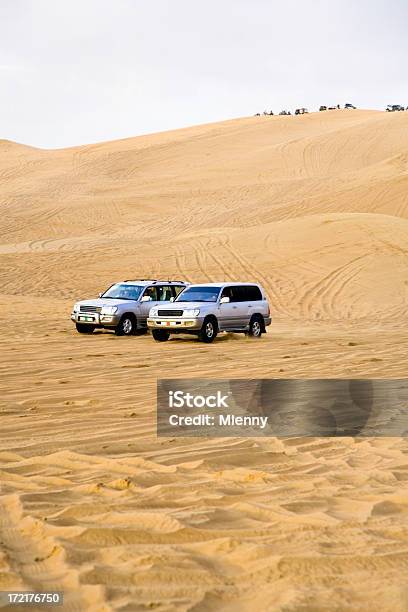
71, 280, 187, 335
147, 282, 271, 343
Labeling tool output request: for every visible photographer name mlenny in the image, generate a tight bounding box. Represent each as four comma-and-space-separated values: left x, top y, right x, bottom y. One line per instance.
168, 413, 269, 429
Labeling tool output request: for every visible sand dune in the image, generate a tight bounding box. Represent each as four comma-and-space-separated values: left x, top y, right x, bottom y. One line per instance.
1, 110, 408, 610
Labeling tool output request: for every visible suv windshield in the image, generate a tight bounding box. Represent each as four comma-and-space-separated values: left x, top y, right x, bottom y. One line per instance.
175, 286, 222, 303
101, 284, 143, 300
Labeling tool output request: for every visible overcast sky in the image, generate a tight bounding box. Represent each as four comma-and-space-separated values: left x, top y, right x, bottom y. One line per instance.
1, 0, 407, 148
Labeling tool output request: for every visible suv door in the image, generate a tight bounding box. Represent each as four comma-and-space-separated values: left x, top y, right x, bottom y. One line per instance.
218, 286, 247, 330
139, 286, 159, 324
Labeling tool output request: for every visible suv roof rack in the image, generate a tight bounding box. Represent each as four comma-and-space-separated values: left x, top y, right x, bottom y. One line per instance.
123, 279, 186, 284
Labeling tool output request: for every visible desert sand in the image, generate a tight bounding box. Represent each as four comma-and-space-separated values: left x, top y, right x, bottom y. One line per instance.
1, 109, 408, 611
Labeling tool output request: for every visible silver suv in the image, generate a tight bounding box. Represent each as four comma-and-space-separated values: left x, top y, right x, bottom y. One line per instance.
71, 280, 187, 335
147, 282, 271, 343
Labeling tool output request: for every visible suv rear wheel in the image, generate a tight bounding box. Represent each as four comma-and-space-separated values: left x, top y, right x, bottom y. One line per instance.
152, 329, 170, 342
199, 317, 218, 343
248, 315, 263, 338
76, 323, 95, 334
115, 314, 136, 336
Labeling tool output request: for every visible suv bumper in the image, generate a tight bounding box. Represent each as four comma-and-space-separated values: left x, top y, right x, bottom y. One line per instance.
147, 316, 203, 331
71, 312, 121, 328
264, 316, 272, 327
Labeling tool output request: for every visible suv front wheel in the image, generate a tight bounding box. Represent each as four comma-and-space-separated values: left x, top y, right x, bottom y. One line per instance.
115, 314, 136, 336
152, 329, 170, 342
199, 317, 218, 343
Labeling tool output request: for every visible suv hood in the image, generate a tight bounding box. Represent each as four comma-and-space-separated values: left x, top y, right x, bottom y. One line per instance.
77, 298, 138, 307
162, 301, 209, 310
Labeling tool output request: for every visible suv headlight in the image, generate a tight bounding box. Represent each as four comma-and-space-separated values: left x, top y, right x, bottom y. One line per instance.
73, 303, 80, 313
184, 308, 200, 317
150, 307, 159, 317
101, 306, 118, 315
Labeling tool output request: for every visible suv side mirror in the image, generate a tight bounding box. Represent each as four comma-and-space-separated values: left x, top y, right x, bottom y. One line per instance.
220, 296, 230, 304
170, 296, 175, 302
141, 295, 152, 302
99, 292, 103, 298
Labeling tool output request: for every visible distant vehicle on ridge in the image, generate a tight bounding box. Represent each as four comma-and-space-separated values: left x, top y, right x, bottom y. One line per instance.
386, 104, 405, 112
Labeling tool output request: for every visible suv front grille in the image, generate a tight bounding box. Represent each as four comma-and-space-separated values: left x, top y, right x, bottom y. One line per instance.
158, 309, 183, 317
80, 305, 102, 313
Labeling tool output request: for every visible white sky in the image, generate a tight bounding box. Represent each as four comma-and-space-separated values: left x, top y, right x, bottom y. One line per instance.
1, 0, 407, 148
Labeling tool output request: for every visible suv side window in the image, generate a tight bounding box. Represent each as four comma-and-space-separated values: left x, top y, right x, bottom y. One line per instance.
172, 285, 186, 299
221, 286, 262, 302
235, 286, 250, 302
247, 285, 263, 301
222, 286, 249, 302
221, 286, 234, 301
156, 285, 174, 301
142, 286, 158, 301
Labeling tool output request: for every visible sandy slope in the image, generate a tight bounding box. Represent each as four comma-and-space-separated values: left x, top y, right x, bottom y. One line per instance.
1, 110, 408, 611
